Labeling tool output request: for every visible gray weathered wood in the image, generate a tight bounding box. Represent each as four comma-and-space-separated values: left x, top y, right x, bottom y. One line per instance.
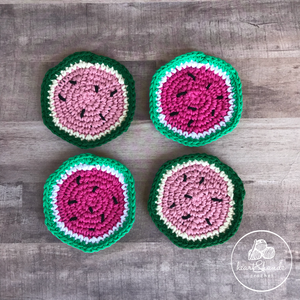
0, 0, 214, 3
0, 1, 300, 299
0, 242, 299, 300
0, 1, 299, 62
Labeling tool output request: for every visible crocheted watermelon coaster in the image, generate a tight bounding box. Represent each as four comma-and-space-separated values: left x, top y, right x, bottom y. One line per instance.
148, 154, 245, 249
43, 153, 136, 252
41, 52, 135, 148
149, 52, 243, 146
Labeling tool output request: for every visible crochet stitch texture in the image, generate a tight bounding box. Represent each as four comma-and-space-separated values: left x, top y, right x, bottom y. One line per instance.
149, 52, 243, 146
41, 52, 136, 148
148, 153, 245, 249
43, 153, 136, 252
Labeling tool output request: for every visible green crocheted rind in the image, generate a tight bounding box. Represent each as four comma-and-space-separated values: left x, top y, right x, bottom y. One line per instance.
148, 153, 245, 249
43, 153, 136, 252
41, 51, 136, 149
149, 52, 243, 146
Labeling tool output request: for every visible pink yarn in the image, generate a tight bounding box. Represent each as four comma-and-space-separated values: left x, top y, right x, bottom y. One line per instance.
56, 168, 125, 238
160, 164, 231, 237
160, 66, 231, 134
53, 66, 125, 136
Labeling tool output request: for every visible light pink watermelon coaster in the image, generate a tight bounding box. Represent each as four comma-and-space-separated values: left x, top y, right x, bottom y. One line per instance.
148, 154, 245, 249
149, 52, 243, 146
43, 153, 136, 252
41, 52, 135, 148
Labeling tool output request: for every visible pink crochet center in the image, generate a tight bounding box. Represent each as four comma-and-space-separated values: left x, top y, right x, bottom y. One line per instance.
53, 65, 125, 136
160, 163, 232, 237
160, 66, 231, 134
56, 168, 126, 238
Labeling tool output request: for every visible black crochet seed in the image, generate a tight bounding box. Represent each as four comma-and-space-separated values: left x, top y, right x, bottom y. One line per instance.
80, 109, 85, 118
187, 73, 196, 80
113, 196, 118, 205
183, 174, 187, 182
170, 112, 179, 116
170, 202, 176, 208
206, 218, 212, 226
69, 217, 77, 221
211, 198, 223, 202
92, 186, 99, 193
89, 207, 93, 214
68, 200, 77, 205
217, 95, 223, 99
95, 85, 99, 93
101, 213, 105, 223
184, 194, 192, 199
188, 106, 197, 111
212, 109, 215, 116
58, 93, 66, 101
110, 89, 117, 97
206, 83, 212, 90
199, 177, 204, 184
176, 91, 187, 97
99, 113, 106, 121
76, 176, 81, 185
69, 80, 77, 85
182, 214, 191, 220
89, 228, 95, 231
187, 120, 194, 127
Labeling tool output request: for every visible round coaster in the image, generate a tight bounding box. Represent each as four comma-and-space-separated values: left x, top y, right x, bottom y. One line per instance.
148, 154, 245, 249
43, 153, 136, 252
41, 52, 135, 148
149, 52, 243, 146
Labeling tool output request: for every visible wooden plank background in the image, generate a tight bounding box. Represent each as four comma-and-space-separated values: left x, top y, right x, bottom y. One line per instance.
0, 1, 300, 299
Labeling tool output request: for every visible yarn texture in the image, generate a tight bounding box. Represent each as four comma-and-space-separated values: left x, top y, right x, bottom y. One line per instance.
148, 153, 245, 249
43, 153, 136, 252
41, 52, 136, 148
149, 52, 243, 146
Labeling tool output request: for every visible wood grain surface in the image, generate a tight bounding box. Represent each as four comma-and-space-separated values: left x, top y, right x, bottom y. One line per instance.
0, 1, 299, 299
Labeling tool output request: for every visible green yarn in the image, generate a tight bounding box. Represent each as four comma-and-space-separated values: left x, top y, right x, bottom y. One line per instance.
41, 51, 136, 149
148, 153, 245, 249
43, 153, 136, 252
149, 51, 243, 147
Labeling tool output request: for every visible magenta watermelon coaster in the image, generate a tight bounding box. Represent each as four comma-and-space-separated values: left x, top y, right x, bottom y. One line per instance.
148, 154, 245, 249
41, 52, 135, 148
149, 52, 243, 146
43, 153, 136, 252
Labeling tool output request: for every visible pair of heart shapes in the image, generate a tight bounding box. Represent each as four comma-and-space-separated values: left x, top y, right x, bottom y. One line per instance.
41, 51, 245, 252
248, 239, 276, 260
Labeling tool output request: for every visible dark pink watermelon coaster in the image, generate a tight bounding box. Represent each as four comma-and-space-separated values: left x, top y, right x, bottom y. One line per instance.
149, 52, 243, 146
43, 153, 136, 252
148, 153, 245, 249
41, 52, 135, 148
